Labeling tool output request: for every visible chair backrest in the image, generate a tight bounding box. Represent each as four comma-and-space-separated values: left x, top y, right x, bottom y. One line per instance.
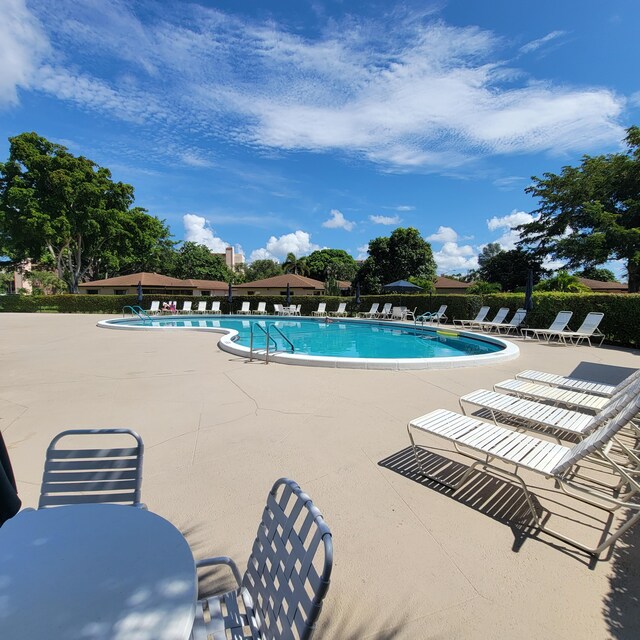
241, 301, 251, 312
336, 303, 346, 313
574, 312, 604, 335
490, 308, 509, 324
548, 310, 573, 332
149, 301, 160, 312
182, 301, 192, 311
197, 301, 207, 311
392, 306, 404, 319
257, 302, 266, 312
436, 305, 447, 317
274, 304, 282, 312
474, 306, 490, 322
508, 309, 527, 327
211, 301, 220, 312
316, 303, 326, 312
369, 303, 379, 313
552, 394, 640, 474
381, 303, 392, 314
241, 479, 332, 640
613, 368, 640, 394
38, 429, 144, 509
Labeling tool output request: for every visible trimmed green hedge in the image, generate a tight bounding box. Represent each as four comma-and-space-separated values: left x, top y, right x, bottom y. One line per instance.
1, 291, 639, 346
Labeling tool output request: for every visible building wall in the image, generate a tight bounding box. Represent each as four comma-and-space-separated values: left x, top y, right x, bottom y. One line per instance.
236, 287, 323, 296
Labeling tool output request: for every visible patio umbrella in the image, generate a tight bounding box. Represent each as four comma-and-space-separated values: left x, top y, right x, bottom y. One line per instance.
227, 282, 233, 309
136, 280, 143, 306
524, 269, 534, 312
381, 280, 423, 293
286, 282, 291, 306
355, 281, 361, 305
0, 431, 21, 526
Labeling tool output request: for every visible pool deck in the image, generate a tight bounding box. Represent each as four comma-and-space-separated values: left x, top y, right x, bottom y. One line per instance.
2, 313, 639, 639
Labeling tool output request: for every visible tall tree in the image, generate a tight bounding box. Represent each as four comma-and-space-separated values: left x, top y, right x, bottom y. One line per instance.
357, 227, 436, 294
171, 242, 232, 281
535, 270, 590, 292
243, 259, 283, 282
477, 242, 502, 271
518, 125, 640, 292
304, 249, 358, 282
282, 253, 308, 275
574, 266, 618, 282
477, 247, 546, 292
0, 132, 172, 292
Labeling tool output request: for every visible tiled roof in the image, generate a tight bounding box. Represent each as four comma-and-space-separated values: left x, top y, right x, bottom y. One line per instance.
235, 274, 325, 289
79, 272, 228, 289
434, 276, 469, 289
577, 277, 628, 292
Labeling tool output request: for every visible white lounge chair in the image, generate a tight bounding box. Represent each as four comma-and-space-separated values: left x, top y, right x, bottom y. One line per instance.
404, 307, 417, 321
522, 310, 573, 342
560, 312, 606, 346
210, 301, 221, 314
376, 303, 392, 319
453, 306, 490, 328
235, 301, 251, 314
179, 300, 192, 314
407, 395, 640, 556
192, 479, 333, 640
195, 301, 207, 314
493, 309, 527, 335
459, 379, 639, 439
294, 304, 301, 316
329, 302, 347, 317
358, 303, 379, 318
391, 306, 406, 320
417, 305, 448, 325
148, 301, 160, 315
39, 429, 145, 509
471, 307, 509, 331
252, 301, 267, 315
311, 303, 326, 317
516, 368, 640, 398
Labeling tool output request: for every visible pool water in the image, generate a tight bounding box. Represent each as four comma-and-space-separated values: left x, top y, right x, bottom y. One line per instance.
111, 316, 503, 359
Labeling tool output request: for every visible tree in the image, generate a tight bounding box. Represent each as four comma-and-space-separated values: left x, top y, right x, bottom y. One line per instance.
170, 242, 232, 281
517, 125, 640, 292
282, 253, 308, 275
477, 242, 502, 271
477, 247, 546, 292
575, 266, 618, 282
0, 132, 173, 292
357, 227, 436, 294
534, 270, 590, 292
466, 280, 502, 294
25, 270, 67, 294
304, 249, 357, 282
243, 259, 283, 282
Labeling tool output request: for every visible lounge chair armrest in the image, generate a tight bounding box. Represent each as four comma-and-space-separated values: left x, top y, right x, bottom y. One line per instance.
196, 556, 242, 587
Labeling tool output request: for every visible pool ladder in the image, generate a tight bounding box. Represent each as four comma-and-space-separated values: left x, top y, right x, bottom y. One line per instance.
249, 322, 294, 364
123, 305, 151, 323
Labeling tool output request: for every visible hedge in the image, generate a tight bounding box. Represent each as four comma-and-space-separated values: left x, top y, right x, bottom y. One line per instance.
1, 291, 638, 346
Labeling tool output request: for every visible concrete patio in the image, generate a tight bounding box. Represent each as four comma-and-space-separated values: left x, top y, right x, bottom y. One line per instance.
1, 313, 639, 639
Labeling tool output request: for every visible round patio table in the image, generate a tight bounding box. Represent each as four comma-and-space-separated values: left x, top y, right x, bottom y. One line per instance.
0, 504, 197, 639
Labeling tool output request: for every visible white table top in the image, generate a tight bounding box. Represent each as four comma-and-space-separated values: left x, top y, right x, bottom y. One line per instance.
0, 504, 197, 640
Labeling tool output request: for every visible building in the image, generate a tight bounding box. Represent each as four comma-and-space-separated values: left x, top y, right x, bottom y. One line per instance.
234, 274, 325, 296
213, 247, 244, 270
433, 276, 470, 294
576, 278, 628, 293
79, 272, 229, 296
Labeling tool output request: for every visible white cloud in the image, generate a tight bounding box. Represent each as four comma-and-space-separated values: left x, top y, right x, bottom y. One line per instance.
369, 215, 401, 225
322, 209, 355, 231
356, 244, 370, 261
433, 242, 478, 272
427, 226, 459, 243
519, 31, 567, 55
394, 205, 415, 212
250, 230, 320, 262
0, 0, 49, 106
21, 4, 625, 169
486, 210, 535, 249
179, 150, 213, 167
182, 214, 229, 252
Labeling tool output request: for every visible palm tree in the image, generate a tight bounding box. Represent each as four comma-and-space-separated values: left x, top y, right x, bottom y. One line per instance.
282, 253, 308, 275
534, 270, 590, 292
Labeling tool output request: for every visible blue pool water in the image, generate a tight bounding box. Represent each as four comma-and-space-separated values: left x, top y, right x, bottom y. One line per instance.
111, 315, 504, 359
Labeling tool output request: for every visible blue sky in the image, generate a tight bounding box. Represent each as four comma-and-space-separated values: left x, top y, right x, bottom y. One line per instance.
2, 0, 639, 276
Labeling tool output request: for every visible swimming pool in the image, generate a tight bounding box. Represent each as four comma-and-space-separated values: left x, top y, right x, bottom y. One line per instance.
99, 315, 519, 370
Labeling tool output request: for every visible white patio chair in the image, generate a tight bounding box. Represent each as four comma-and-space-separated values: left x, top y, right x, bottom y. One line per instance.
453, 306, 490, 328
516, 368, 640, 398
329, 302, 347, 317
561, 312, 606, 346
376, 303, 392, 319
311, 302, 327, 317
470, 307, 509, 331
407, 395, 640, 556
210, 301, 221, 314
179, 301, 192, 314
493, 309, 527, 335
417, 305, 448, 325
404, 307, 417, 321
38, 429, 144, 509
358, 303, 379, 318
294, 304, 302, 316
252, 302, 267, 315
148, 301, 160, 315
273, 303, 283, 315
391, 306, 406, 320
195, 301, 207, 314
522, 310, 573, 342
235, 301, 251, 314
192, 478, 333, 640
